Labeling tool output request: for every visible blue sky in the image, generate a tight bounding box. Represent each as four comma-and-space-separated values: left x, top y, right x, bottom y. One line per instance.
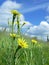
0, 0, 49, 40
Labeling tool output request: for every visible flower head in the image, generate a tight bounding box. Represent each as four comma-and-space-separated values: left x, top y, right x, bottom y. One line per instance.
10, 33, 16, 37
23, 22, 27, 24
11, 10, 20, 15
32, 39, 37, 44
17, 38, 28, 48
22, 22, 27, 27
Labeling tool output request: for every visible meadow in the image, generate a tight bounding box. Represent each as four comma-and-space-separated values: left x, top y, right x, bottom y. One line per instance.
0, 31, 49, 65
0, 10, 49, 65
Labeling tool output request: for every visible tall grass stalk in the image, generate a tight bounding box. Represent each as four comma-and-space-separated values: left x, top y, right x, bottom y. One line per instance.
17, 15, 20, 35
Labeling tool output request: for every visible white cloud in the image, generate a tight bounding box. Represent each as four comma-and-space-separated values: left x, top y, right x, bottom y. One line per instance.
45, 16, 49, 22
0, 0, 22, 26
26, 21, 49, 41
1, 1, 22, 10
27, 21, 49, 34
21, 2, 49, 13
40, 21, 49, 25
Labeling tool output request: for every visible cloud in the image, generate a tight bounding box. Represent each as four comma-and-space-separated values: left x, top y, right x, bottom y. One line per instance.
45, 16, 49, 22
26, 21, 49, 41
21, 2, 49, 13
0, 0, 22, 26
1, 0, 22, 10
27, 21, 49, 35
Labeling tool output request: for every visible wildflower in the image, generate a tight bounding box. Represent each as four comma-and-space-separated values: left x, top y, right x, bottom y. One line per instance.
11, 10, 20, 15
10, 33, 16, 38
22, 22, 27, 27
23, 22, 27, 24
11, 10, 21, 23
17, 38, 28, 48
32, 39, 37, 44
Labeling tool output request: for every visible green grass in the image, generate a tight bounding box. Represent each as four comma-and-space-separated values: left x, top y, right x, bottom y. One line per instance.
0, 32, 49, 65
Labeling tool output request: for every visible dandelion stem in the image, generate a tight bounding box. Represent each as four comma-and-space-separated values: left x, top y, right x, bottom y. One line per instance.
17, 15, 20, 35
14, 46, 21, 65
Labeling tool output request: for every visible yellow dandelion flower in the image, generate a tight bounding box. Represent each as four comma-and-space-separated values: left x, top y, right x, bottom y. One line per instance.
17, 38, 28, 48
23, 21, 29, 24
22, 22, 27, 25
11, 10, 21, 15
23, 22, 27, 24
32, 39, 37, 44
10, 33, 16, 37
21, 22, 27, 27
